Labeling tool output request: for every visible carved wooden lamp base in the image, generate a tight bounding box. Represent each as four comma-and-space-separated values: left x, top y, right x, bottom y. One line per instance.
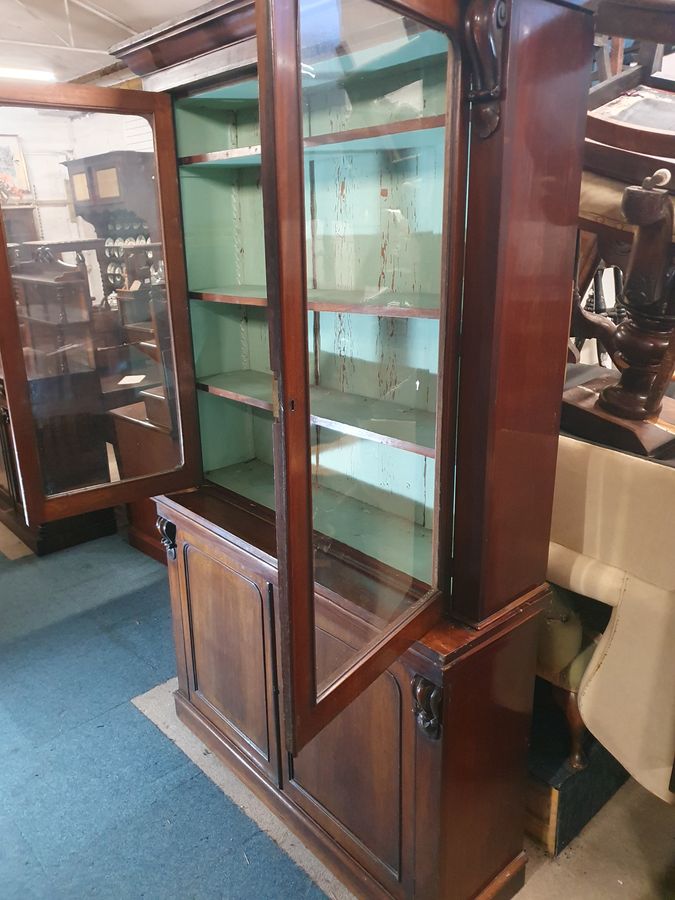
562, 374, 675, 458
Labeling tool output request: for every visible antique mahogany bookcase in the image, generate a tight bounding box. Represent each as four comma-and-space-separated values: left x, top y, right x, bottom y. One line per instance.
0, 0, 594, 895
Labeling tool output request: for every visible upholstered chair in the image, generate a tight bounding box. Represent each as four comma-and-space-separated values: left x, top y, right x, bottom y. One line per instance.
544, 435, 675, 804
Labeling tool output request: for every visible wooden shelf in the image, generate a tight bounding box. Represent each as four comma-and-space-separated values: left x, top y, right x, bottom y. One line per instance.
190, 286, 267, 306
179, 145, 262, 167
197, 370, 271, 411
100, 366, 163, 396
178, 115, 445, 169
205, 458, 432, 584
196, 369, 436, 456
190, 286, 439, 318
305, 116, 444, 153
108, 400, 171, 434
311, 386, 435, 456
309, 288, 439, 319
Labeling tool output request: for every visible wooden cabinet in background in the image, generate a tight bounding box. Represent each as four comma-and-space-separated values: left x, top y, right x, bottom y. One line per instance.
2, 206, 38, 245
0, 389, 21, 513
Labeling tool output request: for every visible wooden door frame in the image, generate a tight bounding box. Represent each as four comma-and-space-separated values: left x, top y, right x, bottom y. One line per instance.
256, 0, 464, 753
0, 82, 200, 524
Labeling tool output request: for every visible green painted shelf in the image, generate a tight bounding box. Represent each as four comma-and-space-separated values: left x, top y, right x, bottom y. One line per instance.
189, 286, 267, 305
179, 145, 262, 168
205, 457, 432, 584
196, 370, 271, 411
178, 115, 445, 168
196, 369, 436, 456
189, 286, 439, 318
308, 288, 439, 319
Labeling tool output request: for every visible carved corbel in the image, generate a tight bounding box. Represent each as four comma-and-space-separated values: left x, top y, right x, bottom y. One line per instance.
464, 0, 509, 139
412, 674, 443, 740
156, 516, 177, 560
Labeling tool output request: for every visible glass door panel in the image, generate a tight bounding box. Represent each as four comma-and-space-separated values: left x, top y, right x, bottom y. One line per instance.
299, 0, 451, 691
0, 87, 200, 523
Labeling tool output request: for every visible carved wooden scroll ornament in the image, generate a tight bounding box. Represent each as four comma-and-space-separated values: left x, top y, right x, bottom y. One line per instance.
464, 0, 509, 139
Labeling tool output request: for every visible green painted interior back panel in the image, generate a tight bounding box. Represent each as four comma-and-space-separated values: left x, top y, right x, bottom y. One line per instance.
191, 302, 270, 379
306, 145, 443, 301
174, 78, 260, 158
180, 167, 266, 292
174, 49, 448, 581
198, 392, 274, 474
305, 50, 447, 135
310, 311, 438, 411
174, 102, 237, 158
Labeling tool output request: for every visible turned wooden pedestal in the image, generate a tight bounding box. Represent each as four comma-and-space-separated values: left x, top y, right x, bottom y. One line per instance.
562, 374, 675, 458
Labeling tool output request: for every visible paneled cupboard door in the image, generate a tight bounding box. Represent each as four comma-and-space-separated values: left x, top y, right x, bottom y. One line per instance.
258, 0, 467, 751
0, 84, 200, 525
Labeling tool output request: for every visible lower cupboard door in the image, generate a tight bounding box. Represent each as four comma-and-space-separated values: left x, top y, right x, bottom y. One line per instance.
180, 538, 278, 780
285, 624, 411, 893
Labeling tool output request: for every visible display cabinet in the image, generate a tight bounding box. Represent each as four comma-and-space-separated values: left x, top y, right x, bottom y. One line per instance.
0, 0, 594, 895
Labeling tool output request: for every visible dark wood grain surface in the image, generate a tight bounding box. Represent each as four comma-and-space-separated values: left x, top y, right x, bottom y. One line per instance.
111, 0, 596, 894
452, 0, 594, 622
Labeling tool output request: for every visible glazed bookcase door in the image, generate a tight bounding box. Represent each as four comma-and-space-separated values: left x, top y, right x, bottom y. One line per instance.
258, 0, 466, 751
0, 83, 200, 525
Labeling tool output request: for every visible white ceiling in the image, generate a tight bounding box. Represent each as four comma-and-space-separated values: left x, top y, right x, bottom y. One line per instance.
0, 0, 202, 82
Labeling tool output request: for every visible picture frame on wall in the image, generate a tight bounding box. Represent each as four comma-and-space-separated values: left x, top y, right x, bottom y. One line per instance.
0, 135, 31, 206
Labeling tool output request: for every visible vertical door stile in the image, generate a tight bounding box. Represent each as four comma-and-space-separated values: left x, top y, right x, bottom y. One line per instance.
256, 0, 318, 752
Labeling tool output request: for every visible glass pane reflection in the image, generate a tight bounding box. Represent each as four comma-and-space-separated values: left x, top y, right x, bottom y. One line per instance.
0, 109, 182, 497
298, 0, 450, 690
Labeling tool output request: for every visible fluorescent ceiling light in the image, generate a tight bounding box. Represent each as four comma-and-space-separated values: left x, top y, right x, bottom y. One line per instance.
0, 68, 56, 82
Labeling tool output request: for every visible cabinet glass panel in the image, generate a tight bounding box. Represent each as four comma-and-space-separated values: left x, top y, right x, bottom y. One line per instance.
0, 109, 182, 496
299, 0, 450, 688
174, 76, 273, 499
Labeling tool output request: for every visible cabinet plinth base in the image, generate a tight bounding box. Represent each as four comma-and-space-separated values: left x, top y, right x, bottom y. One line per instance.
476, 852, 526, 900
0, 502, 116, 556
